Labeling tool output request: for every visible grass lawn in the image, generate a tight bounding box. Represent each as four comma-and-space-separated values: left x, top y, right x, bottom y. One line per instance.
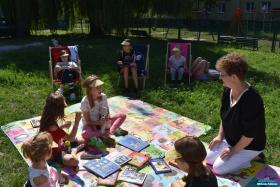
0, 35, 279, 186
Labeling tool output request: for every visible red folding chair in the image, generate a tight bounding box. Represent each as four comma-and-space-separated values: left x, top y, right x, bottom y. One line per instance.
48, 45, 82, 93
164, 40, 192, 86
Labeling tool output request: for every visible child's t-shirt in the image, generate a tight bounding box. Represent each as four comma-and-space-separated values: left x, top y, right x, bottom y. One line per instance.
55, 61, 78, 70
117, 49, 135, 65
80, 93, 109, 125
29, 163, 59, 187
169, 55, 186, 69
48, 127, 66, 158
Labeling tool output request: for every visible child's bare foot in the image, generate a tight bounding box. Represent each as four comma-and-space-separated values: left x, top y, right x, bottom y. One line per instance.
59, 173, 69, 185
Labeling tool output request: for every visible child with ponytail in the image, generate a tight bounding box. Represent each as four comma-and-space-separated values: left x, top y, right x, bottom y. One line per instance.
170, 136, 218, 187
21, 132, 63, 187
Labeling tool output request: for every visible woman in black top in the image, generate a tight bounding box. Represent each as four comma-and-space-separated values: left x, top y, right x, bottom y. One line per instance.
171, 136, 218, 187
117, 39, 139, 92
206, 53, 266, 175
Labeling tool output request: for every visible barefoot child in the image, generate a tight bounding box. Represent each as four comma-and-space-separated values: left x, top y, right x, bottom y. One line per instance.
80, 75, 127, 146
169, 136, 218, 187
39, 93, 82, 169
21, 132, 66, 187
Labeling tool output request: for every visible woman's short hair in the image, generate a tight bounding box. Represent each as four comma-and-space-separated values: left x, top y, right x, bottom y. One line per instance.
216, 53, 248, 81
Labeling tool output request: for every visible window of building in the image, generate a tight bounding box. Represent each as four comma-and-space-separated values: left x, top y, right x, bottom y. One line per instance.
217, 2, 226, 13
246, 2, 254, 12
261, 1, 271, 12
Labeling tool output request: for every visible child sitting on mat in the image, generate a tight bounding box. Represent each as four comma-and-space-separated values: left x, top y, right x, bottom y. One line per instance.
169, 136, 218, 187
21, 132, 68, 187
80, 75, 127, 147
39, 93, 82, 170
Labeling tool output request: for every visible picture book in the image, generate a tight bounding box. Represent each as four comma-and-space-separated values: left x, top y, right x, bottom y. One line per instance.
149, 158, 172, 174
30, 118, 40, 128
97, 171, 119, 186
80, 151, 102, 160
106, 151, 131, 166
83, 157, 121, 178
128, 152, 149, 167
119, 167, 147, 185
142, 144, 165, 158
117, 134, 149, 152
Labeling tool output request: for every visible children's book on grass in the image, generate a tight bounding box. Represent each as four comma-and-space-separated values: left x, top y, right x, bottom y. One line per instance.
128, 152, 149, 167
119, 167, 147, 185
30, 118, 40, 128
106, 151, 131, 166
117, 134, 149, 152
149, 158, 172, 174
83, 157, 121, 178
98, 171, 119, 186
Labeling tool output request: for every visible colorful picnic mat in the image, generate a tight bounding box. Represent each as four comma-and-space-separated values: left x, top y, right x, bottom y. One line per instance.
1, 96, 279, 187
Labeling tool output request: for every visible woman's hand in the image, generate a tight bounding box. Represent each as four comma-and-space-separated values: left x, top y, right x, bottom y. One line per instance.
209, 135, 223, 149
117, 61, 123, 65
220, 147, 234, 160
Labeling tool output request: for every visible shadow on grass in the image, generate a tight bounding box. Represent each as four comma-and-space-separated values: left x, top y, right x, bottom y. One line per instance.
248, 67, 280, 87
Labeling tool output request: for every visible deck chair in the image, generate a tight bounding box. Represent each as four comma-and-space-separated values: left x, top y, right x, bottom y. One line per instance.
48, 45, 82, 97
117, 44, 150, 89
164, 40, 192, 86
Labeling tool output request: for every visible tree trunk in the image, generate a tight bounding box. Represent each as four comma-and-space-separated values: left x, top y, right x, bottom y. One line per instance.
14, 0, 32, 37
89, 22, 105, 36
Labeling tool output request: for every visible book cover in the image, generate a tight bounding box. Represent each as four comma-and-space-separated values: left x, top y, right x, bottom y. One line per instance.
141, 144, 165, 158
83, 157, 121, 178
128, 152, 149, 167
30, 119, 40, 128
119, 167, 147, 185
97, 171, 119, 186
117, 135, 149, 152
80, 151, 102, 160
106, 151, 131, 166
149, 158, 172, 174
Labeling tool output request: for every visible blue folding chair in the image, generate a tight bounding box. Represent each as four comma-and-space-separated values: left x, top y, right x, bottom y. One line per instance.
118, 44, 150, 89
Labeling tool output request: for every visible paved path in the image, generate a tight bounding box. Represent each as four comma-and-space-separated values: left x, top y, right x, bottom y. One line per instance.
0, 42, 44, 52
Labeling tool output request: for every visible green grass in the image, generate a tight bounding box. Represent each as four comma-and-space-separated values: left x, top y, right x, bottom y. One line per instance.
0, 35, 279, 186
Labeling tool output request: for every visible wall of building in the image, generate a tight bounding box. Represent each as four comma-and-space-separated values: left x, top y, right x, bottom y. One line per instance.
200, 0, 280, 21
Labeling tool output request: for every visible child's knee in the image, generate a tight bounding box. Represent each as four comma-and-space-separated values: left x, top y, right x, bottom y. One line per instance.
212, 160, 228, 175
119, 113, 126, 120
196, 57, 203, 61
81, 130, 90, 140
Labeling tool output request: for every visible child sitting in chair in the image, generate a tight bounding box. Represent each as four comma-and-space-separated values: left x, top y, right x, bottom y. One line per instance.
117, 39, 139, 93
21, 132, 68, 187
54, 50, 80, 100
80, 75, 127, 147
169, 47, 187, 84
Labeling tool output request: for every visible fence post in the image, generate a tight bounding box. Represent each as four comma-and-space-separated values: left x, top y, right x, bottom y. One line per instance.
271, 31, 277, 52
